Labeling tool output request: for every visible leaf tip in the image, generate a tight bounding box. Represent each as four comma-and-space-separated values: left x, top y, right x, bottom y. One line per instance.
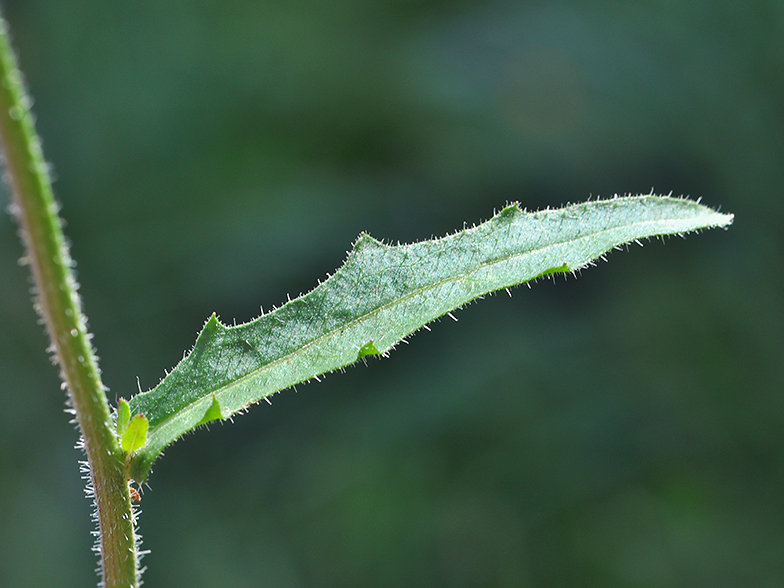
353, 232, 385, 251
205, 312, 223, 328
494, 203, 523, 222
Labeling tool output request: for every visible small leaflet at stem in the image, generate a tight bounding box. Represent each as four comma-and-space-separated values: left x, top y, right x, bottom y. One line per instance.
116, 398, 131, 437
121, 414, 148, 454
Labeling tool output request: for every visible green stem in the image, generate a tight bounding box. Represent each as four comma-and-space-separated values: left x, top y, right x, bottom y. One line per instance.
0, 16, 139, 588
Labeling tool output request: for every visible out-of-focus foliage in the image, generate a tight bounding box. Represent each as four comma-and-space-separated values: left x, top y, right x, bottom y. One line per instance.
0, 1, 778, 586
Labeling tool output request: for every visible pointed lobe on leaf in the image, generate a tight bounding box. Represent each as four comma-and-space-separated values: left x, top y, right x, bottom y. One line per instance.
357, 340, 380, 360
196, 395, 224, 427
116, 398, 131, 437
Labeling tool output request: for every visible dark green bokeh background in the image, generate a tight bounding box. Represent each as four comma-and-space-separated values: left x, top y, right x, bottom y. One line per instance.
0, 1, 780, 586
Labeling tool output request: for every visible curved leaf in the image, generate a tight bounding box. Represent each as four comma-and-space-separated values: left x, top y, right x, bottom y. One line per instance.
127, 195, 732, 482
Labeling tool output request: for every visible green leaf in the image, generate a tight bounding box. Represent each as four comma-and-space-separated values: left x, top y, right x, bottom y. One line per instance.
121, 414, 148, 454
116, 398, 131, 437
128, 195, 732, 482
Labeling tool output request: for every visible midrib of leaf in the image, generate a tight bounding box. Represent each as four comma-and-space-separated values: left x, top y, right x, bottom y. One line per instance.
128, 196, 732, 482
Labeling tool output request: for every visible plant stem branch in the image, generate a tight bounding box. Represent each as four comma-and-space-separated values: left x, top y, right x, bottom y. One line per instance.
0, 16, 139, 588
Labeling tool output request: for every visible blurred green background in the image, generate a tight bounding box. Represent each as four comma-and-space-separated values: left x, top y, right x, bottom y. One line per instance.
0, 1, 780, 586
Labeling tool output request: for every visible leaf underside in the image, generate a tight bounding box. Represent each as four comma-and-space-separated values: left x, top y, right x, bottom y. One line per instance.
127, 195, 732, 482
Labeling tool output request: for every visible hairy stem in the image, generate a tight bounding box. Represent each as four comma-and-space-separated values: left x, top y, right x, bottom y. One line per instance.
0, 16, 139, 588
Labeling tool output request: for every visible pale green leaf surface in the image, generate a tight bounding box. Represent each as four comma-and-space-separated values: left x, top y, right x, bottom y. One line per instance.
195, 395, 223, 427
116, 398, 131, 437
128, 196, 732, 482
121, 414, 148, 454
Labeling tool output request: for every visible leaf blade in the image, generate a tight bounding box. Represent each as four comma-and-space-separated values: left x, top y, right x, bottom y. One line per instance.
116, 398, 131, 437
121, 414, 148, 454
128, 195, 732, 482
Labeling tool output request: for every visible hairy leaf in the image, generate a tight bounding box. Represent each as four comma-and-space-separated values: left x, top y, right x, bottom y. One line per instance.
127, 195, 732, 482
